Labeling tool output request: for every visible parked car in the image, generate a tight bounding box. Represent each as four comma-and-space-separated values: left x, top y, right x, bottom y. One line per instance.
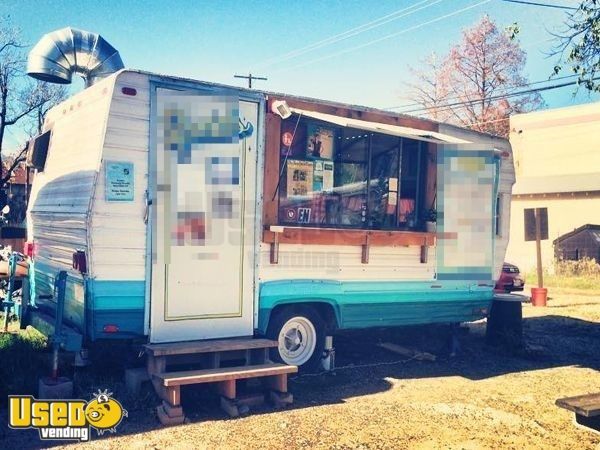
495, 262, 525, 293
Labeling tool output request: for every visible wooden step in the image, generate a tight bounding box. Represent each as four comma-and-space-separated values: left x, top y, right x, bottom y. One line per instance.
556, 393, 600, 417
145, 337, 277, 357
154, 363, 297, 387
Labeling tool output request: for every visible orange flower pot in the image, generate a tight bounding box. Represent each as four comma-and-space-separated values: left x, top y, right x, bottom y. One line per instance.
531, 287, 548, 307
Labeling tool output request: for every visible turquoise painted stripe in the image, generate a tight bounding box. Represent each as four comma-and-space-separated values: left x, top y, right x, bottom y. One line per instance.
86, 280, 146, 340
88, 280, 146, 310
29, 266, 147, 340
30, 260, 85, 332
257, 279, 493, 334
339, 299, 490, 328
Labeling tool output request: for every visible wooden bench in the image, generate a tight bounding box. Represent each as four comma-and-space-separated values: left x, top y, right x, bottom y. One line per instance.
556, 393, 600, 432
154, 363, 297, 420
143, 338, 297, 424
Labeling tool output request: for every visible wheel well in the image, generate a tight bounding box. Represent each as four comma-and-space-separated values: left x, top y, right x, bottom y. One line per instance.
270, 302, 338, 333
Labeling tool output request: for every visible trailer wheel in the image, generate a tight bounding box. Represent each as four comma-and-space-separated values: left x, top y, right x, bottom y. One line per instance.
266, 306, 325, 371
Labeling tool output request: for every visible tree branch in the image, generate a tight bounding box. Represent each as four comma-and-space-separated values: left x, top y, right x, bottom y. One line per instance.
0, 144, 27, 188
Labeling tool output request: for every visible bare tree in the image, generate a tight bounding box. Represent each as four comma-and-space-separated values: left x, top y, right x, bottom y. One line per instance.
406, 53, 451, 122
552, 0, 600, 92
0, 17, 67, 188
407, 16, 543, 137
2, 81, 67, 187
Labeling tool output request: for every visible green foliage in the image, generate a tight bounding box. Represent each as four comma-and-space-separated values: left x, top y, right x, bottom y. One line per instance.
423, 208, 437, 222
506, 22, 521, 41
554, 1, 600, 92
554, 256, 600, 277
0, 321, 47, 401
525, 257, 600, 291
0, 322, 152, 411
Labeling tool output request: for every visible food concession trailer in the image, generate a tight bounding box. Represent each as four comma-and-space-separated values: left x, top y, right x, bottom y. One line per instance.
22, 29, 515, 374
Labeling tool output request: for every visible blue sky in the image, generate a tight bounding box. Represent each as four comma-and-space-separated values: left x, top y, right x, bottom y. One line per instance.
2, 0, 597, 148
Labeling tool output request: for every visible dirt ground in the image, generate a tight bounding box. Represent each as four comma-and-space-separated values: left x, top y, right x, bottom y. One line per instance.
2, 289, 599, 450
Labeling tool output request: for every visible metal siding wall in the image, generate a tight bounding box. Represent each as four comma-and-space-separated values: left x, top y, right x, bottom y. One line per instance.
258, 243, 435, 281
90, 71, 150, 281
27, 76, 115, 315
496, 142, 515, 277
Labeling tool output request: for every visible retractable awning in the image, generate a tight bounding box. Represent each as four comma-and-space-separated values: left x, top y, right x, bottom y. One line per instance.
290, 108, 470, 144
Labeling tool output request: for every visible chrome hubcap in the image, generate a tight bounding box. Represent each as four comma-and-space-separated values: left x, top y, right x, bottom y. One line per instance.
278, 316, 317, 366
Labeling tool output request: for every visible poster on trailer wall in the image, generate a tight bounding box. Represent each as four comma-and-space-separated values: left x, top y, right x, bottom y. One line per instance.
287, 160, 313, 198
306, 124, 334, 159
313, 160, 334, 192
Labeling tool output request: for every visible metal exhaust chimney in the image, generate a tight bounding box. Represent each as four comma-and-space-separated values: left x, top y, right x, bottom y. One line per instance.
27, 27, 124, 87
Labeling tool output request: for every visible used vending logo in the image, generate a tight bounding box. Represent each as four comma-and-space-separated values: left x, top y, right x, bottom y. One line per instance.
8, 389, 127, 442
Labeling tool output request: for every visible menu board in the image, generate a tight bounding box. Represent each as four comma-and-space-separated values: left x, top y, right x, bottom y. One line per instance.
286, 160, 314, 198
105, 161, 134, 201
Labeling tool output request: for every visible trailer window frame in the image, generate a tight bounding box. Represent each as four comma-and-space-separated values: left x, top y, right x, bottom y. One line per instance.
26, 129, 52, 172
273, 115, 428, 233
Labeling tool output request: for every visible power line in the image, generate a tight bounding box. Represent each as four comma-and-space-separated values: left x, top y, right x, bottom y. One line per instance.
256, 0, 443, 69
499, 0, 578, 10
387, 74, 579, 111
402, 77, 594, 116
274, 0, 492, 73
401, 79, 581, 114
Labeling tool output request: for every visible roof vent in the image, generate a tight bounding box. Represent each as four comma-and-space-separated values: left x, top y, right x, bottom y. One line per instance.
27, 27, 124, 87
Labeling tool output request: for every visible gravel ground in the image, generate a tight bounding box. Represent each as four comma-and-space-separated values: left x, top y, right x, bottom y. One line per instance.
2, 289, 599, 449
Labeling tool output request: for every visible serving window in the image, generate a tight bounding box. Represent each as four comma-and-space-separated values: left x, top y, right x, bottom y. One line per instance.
276, 116, 429, 231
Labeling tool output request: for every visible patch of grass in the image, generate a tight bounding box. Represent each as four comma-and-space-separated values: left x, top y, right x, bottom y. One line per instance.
0, 317, 156, 415
525, 273, 600, 291
0, 317, 48, 402
525, 257, 600, 293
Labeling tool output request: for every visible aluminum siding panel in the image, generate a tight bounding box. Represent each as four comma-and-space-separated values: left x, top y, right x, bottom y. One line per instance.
89, 71, 150, 281
27, 76, 115, 329
258, 243, 435, 281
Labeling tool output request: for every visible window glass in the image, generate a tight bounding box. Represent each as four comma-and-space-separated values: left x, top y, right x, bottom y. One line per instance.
331, 128, 369, 227
399, 139, 420, 227
277, 116, 427, 231
368, 133, 400, 229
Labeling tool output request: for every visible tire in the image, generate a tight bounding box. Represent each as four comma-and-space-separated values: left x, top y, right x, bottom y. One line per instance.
266, 306, 326, 372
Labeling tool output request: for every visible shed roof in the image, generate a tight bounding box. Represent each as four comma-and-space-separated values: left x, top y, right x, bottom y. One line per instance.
513, 172, 600, 195
553, 224, 600, 245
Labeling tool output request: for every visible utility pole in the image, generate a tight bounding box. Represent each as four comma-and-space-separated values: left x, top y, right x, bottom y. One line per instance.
234, 73, 267, 89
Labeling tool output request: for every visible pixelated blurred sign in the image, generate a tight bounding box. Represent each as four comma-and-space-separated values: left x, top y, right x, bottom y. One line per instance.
524, 207, 548, 241
106, 161, 134, 201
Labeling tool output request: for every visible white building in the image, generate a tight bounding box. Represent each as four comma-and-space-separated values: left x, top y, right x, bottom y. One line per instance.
507, 102, 600, 272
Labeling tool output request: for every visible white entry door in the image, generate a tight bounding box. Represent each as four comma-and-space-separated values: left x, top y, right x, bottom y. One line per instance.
149, 88, 259, 343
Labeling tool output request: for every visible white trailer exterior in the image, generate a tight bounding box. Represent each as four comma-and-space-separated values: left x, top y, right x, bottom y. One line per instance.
25, 69, 515, 368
